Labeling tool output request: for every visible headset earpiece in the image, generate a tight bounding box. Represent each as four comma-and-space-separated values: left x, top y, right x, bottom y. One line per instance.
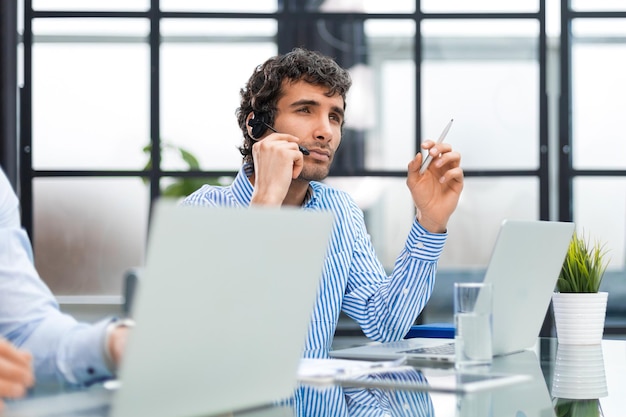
248, 113, 269, 139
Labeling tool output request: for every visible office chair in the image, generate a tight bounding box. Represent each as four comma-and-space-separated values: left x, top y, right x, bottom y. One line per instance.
123, 267, 143, 316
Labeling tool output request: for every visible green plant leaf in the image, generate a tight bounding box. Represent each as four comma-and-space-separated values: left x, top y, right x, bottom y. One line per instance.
142, 141, 217, 198
557, 232, 610, 293
554, 398, 600, 417
179, 148, 201, 171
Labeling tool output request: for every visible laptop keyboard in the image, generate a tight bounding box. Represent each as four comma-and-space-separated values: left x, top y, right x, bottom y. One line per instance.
401, 342, 455, 355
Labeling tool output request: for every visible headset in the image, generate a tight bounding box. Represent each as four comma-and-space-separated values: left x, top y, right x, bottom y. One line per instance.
247, 112, 272, 140
247, 112, 309, 155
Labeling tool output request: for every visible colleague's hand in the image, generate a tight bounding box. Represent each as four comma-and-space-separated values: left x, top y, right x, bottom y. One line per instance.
250, 132, 304, 206
406, 140, 464, 233
107, 326, 130, 369
0, 339, 35, 410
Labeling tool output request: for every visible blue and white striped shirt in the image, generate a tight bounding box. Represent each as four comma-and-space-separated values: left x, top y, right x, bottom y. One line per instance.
287, 368, 434, 416
182, 164, 446, 352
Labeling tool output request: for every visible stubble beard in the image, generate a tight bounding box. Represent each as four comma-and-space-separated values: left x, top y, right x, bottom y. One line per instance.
298, 160, 332, 182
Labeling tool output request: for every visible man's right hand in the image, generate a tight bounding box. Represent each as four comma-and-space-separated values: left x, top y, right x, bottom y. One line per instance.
250, 132, 304, 206
0, 339, 34, 410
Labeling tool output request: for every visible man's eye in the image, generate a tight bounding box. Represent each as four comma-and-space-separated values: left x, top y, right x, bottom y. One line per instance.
297, 107, 310, 113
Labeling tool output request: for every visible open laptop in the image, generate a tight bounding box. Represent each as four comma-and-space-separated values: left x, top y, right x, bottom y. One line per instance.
6, 201, 333, 417
111, 202, 334, 417
330, 219, 575, 363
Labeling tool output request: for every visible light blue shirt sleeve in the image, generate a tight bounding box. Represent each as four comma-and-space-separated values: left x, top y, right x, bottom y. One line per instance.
0, 167, 114, 385
0, 170, 20, 229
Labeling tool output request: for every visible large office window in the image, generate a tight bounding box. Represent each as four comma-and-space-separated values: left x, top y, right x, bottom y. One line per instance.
563, 15, 626, 268
559, 1, 626, 330
19, 0, 546, 292
14, 0, 625, 331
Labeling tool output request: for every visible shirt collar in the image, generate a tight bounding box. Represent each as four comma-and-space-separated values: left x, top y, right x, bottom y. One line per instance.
233, 163, 320, 208
303, 183, 319, 208
231, 164, 255, 207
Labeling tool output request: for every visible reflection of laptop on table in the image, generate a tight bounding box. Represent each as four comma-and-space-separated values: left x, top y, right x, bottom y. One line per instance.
330, 219, 575, 363
489, 348, 555, 416
5, 201, 333, 417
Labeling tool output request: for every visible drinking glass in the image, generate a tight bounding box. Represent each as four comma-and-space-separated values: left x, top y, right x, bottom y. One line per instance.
454, 282, 493, 368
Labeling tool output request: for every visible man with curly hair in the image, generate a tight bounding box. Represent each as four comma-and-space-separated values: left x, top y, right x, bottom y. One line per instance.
183, 47, 463, 354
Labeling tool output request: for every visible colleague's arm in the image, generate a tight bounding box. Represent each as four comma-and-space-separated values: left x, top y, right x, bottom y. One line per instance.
0, 339, 34, 410
0, 168, 123, 385
0, 227, 122, 385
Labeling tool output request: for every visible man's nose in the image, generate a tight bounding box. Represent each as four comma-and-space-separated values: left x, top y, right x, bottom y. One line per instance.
313, 117, 333, 142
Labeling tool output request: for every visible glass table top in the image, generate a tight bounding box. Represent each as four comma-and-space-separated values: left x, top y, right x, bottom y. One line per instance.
259, 338, 626, 417
5, 338, 625, 417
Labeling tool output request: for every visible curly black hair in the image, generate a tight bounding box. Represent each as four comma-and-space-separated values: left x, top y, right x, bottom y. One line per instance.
236, 48, 352, 164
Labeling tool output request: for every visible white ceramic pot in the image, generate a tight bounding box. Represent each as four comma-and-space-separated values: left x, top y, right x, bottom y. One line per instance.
551, 343, 608, 399
552, 292, 608, 345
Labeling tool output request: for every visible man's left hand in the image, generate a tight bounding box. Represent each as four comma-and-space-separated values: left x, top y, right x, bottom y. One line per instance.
406, 140, 464, 233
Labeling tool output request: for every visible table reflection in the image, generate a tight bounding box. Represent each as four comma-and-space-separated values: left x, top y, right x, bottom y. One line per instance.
292, 348, 561, 417
288, 341, 623, 417
551, 344, 607, 400
551, 344, 607, 417
288, 368, 435, 416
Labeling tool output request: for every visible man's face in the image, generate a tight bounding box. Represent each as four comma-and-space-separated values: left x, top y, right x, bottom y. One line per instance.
273, 80, 345, 182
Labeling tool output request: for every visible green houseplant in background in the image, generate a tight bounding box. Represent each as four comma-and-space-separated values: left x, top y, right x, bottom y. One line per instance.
552, 232, 610, 345
142, 142, 222, 198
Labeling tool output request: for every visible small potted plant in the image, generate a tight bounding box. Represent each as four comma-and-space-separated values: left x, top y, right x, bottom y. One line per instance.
552, 232, 610, 345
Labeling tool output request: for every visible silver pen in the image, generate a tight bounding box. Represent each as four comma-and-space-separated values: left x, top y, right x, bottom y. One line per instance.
419, 118, 454, 175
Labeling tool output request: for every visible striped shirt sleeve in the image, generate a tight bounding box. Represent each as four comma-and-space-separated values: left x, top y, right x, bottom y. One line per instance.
339, 195, 446, 342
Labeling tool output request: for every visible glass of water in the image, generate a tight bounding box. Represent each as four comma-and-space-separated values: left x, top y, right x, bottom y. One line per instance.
454, 282, 493, 368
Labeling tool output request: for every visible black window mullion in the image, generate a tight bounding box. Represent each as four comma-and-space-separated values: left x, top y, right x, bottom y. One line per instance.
539, 0, 550, 221
1, 0, 19, 187
415, 0, 422, 172
559, 0, 573, 222
149, 0, 161, 206
20, 0, 34, 238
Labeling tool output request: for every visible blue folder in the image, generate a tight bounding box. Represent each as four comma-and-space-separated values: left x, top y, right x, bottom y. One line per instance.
404, 323, 455, 339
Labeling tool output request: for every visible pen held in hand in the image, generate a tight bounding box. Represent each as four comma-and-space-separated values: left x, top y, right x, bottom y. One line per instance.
419, 118, 454, 175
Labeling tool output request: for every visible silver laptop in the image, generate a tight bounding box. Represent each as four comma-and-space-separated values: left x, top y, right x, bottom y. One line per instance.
5, 201, 333, 417
330, 219, 575, 363
111, 202, 333, 417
